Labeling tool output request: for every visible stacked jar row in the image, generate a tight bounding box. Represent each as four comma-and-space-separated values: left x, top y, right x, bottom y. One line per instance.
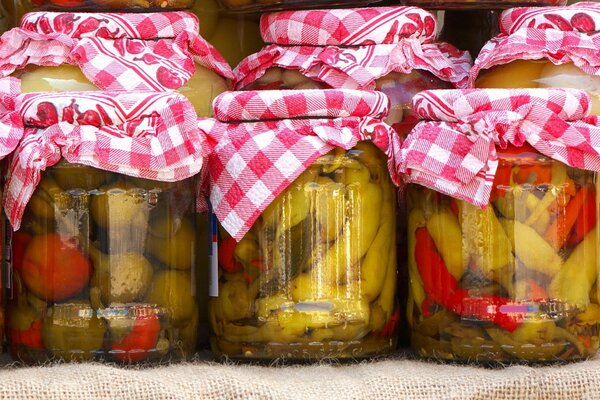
0, 1, 597, 365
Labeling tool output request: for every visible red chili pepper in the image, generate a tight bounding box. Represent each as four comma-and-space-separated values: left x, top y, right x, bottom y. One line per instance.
112, 314, 161, 362
8, 319, 44, 359
490, 163, 513, 201
414, 227, 521, 332
569, 188, 596, 247
218, 237, 242, 273
377, 309, 401, 338
544, 187, 587, 251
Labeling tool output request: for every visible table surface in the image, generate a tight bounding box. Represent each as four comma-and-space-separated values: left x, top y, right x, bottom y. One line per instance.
0, 352, 598, 400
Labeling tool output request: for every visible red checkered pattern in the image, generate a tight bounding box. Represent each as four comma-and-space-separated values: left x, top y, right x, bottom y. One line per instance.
261, 7, 438, 46
400, 88, 599, 208
470, 4, 600, 86
207, 89, 402, 241
213, 89, 390, 121
0, 12, 233, 92
234, 7, 471, 90
499, 2, 600, 35
4, 90, 208, 231
0, 77, 24, 160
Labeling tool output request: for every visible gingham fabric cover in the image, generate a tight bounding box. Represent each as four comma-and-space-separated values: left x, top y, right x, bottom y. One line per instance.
206, 89, 401, 241
470, 3, 600, 86
3, 86, 206, 230
234, 7, 471, 91
399, 88, 599, 207
0, 12, 234, 92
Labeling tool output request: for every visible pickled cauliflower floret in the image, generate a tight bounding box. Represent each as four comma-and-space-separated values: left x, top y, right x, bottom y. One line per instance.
92, 252, 154, 305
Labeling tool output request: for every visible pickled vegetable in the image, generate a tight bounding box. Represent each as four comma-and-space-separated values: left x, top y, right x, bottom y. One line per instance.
401, 0, 565, 9
14, 64, 228, 117
247, 68, 450, 137
476, 61, 600, 116
408, 147, 599, 362
7, 161, 200, 363
20, 0, 193, 11
210, 142, 398, 360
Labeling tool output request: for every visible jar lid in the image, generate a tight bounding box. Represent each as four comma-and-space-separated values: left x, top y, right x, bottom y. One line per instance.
471, 3, 600, 86
20, 11, 199, 39
236, 8, 470, 91
213, 89, 390, 122
400, 88, 600, 208
206, 89, 401, 241
3, 88, 207, 231
260, 6, 438, 46
500, 2, 600, 35
0, 11, 233, 92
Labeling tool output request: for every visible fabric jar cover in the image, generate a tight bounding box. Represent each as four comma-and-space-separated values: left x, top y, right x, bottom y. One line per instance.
0, 11, 234, 92
470, 3, 600, 85
398, 88, 600, 208
234, 6, 472, 91
205, 89, 402, 241
2, 81, 207, 231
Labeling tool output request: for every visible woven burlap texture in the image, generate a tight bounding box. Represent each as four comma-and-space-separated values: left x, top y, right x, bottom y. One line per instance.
0, 356, 599, 399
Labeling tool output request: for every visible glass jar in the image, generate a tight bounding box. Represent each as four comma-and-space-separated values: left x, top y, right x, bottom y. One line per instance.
400, 0, 565, 9
472, 4, 600, 115
210, 142, 398, 360
235, 7, 470, 138
407, 146, 599, 362
402, 88, 600, 363
192, 3, 264, 68
14, 0, 194, 12
7, 161, 200, 363
476, 60, 600, 115
206, 89, 402, 361
215, 0, 382, 14
2, 12, 232, 117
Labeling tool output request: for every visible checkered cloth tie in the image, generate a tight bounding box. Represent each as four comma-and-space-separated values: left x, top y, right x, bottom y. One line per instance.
205, 89, 401, 241
399, 88, 600, 207
470, 3, 600, 86
0, 11, 233, 92
3, 87, 207, 230
234, 7, 471, 91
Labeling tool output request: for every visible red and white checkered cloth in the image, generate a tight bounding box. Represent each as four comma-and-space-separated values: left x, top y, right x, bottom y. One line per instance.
399, 88, 600, 207
234, 7, 471, 90
3, 87, 208, 230
205, 89, 402, 241
470, 3, 600, 86
0, 11, 233, 92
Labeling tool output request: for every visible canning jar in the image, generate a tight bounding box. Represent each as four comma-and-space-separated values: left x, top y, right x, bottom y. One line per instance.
400, 88, 600, 363
472, 3, 600, 115
0, 11, 233, 117
400, 0, 564, 10
13, 0, 194, 13
3, 90, 206, 363
191, 2, 264, 68
234, 7, 471, 138
205, 89, 402, 360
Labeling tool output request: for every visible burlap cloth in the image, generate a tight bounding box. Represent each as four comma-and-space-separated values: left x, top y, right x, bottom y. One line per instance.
0, 353, 599, 399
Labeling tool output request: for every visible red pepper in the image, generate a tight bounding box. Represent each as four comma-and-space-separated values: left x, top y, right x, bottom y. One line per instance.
376, 309, 401, 338
112, 314, 161, 362
218, 237, 242, 273
12, 232, 32, 274
9, 319, 44, 350
414, 227, 521, 332
490, 163, 513, 201
569, 188, 596, 247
